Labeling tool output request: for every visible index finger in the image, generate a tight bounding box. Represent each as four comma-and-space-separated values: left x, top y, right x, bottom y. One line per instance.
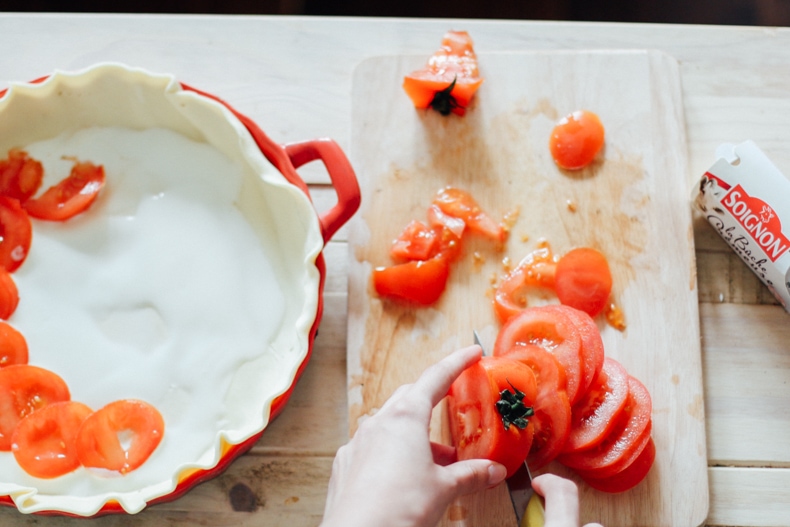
412, 345, 482, 408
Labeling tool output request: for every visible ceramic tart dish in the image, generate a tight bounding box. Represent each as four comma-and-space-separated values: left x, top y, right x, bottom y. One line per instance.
0, 63, 360, 516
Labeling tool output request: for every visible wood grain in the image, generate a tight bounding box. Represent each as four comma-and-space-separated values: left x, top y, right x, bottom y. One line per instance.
347, 51, 708, 527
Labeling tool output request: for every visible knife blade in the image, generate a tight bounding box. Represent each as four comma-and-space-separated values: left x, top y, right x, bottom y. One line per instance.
472, 331, 535, 526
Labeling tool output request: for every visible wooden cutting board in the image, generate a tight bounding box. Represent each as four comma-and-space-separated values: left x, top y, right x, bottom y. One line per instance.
347, 50, 708, 527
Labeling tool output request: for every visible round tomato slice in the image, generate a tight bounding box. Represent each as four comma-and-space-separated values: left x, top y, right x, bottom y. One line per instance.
0, 148, 44, 203
23, 160, 105, 222
0, 365, 71, 451
559, 375, 652, 478
493, 246, 557, 324
579, 437, 656, 493
373, 256, 450, 305
12, 401, 93, 479
0, 195, 33, 273
562, 357, 629, 454
0, 321, 28, 368
432, 187, 505, 243
493, 306, 583, 405
549, 110, 605, 170
0, 269, 20, 320
544, 304, 604, 398
498, 344, 571, 470
554, 247, 613, 318
76, 399, 165, 475
447, 356, 537, 477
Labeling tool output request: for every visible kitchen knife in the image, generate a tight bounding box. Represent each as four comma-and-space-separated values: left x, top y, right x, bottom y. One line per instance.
472, 331, 536, 526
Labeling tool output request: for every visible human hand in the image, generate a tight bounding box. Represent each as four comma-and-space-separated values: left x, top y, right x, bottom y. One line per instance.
531, 473, 604, 527
320, 345, 508, 527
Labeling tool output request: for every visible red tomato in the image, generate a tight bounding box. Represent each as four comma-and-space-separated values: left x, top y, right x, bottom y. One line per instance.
493, 246, 557, 323
76, 399, 165, 475
549, 110, 605, 170
447, 356, 537, 477
390, 220, 440, 262
427, 204, 465, 239
433, 187, 505, 243
23, 160, 105, 221
554, 247, 613, 317
559, 375, 652, 478
0, 148, 44, 203
493, 306, 583, 405
11, 401, 93, 479
0, 269, 20, 320
498, 344, 571, 470
373, 257, 450, 305
402, 30, 484, 116
562, 357, 629, 454
546, 304, 604, 398
0, 322, 28, 367
0, 195, 33, 273
0, 365, 71, 451
579, 437, 655, 493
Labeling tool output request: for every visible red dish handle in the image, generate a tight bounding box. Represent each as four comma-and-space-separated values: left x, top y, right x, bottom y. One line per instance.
284, 138, 361, 244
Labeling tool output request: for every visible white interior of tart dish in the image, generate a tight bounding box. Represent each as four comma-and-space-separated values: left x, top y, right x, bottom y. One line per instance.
0, 63, 323, 515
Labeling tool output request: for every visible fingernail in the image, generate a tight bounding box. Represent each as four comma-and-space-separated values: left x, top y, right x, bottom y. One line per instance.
487, 463, 507, 486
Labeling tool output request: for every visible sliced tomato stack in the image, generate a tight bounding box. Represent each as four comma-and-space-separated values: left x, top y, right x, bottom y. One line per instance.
484, 304, 654, 493
373, 186, 505, 305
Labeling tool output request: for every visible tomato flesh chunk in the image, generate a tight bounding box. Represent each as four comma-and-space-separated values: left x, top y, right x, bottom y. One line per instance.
0, 321, 28, 367
549, 110, 605, 170
493, 245, 557, 323
0, 365, 71, 451
24, 160, 105, 221
0, 148, 44, 203
390, 220, 439, 262
433, 187, 505, 243
373, 257, 450, 305
0, 195, 33, 273
554, 247, 613, 318
12, 401, 93, 479
76, 399, 165, 475
0, 269, 20, 320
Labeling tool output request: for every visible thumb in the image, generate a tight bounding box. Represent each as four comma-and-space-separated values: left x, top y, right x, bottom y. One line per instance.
443, 460, 507, 496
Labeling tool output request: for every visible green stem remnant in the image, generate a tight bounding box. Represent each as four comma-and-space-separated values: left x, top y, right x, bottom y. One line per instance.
495, 381, 534, 431
430, 77, 462, 116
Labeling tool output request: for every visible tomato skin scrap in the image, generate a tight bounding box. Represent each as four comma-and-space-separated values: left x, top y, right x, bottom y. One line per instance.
549, 110, 605, 170
12, 401, 93, 479
0, 321, 28, 367
0, 269, 20, 320
24, 160, 105, 222
76, 399, 165, 475
493, 246, 557, 323
373, 257, 450, 305
402, 30, 483, 116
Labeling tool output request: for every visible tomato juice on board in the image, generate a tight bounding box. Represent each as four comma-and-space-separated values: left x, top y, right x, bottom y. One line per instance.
694, 141, 790, 312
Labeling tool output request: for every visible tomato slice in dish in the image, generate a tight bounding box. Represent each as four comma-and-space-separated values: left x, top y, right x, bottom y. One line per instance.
76, 399, 165, 475
563, 357, 629, 454
549, 110, 605, 170
0, 269, 20, 320
447, 356, 537, 477
402, 30, 483, 116
493, 245, 557, 324
579, 437, 656, 493
0, 148, 44, 203
23, 160, 105, 222
544, 304, 604, 398
390, 220, 440, 262
493, 306, 583, 405
0, 321, 28, 367
373, 256, 450, 305
554, 247, 613, 317
12, 401, 93, 479
0, 365, 71, 451
559, 375, 652, 478
433, 187, 505, 243
497, 344, 571, 470
0, 195, 33, 273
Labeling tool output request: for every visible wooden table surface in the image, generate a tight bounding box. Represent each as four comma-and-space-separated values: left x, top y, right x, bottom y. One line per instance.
0, 13, 788, 527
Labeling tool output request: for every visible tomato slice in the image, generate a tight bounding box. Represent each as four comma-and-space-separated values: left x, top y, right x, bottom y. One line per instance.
498, 344, 571, 470
554, 247, 613, 318
402, 30, 484, 116
545, 304, 604, 398
579, 437, 656, 493
76, 399, 165, 475
390, 220, 440, 262
493, 306, 583, 405
549, 110, 605, 170
0, 321, 28, 367
447, 356, 537, 477
0, 148, 44, 203
433, 187, 505, 243
0, 269, 20, 320
0, 195, 33, 273
562, 357, 629, 454
493, 245, 557, 324
23, 159, 105, 221
559, 375, 652, 478
12, 401, 93, 479
0, 365, 71, 451
373, 256, 450, 305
